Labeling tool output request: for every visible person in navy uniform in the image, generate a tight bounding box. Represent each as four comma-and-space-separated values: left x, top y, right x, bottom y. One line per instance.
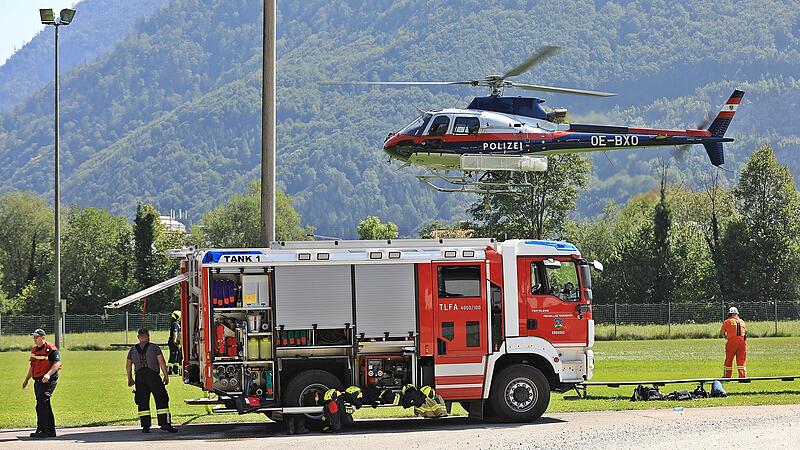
126, 328, 178, 433
22, 328, 61, 439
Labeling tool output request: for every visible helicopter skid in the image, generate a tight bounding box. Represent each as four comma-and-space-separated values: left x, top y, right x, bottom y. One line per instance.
416, 170, 532, 194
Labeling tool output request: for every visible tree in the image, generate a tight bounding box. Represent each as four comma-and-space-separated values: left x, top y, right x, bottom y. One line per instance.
133, 203, 161, 292
357, 216, 399, 240
0, 192, 54, 313
651, 165, 673, 304
469, 155, 590, 239
61, 207, 134, 313
418, 220, 474, 239
197, 181, 310, 247
719, 145, 800, 303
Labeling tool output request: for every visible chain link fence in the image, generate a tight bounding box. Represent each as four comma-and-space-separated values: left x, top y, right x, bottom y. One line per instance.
0, 312, 172, 350
1, 301, 799, 349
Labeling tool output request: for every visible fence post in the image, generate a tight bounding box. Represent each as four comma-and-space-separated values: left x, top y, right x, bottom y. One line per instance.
0, 313, 3, 349
125, 311, 129, 345
775, 299, 778, 336
613, 302, 618, 338
668, 301, 671, 335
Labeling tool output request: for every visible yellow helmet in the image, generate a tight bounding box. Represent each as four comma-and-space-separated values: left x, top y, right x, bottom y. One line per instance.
171, 310, 181, 320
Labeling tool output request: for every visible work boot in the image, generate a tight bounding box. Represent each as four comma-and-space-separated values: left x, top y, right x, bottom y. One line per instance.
142, 427, 150, 433
160, 425, 178, 433
29, 431, 45, 439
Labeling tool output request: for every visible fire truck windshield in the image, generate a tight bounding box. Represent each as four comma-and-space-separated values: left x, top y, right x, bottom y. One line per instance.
548, 262, 580, 302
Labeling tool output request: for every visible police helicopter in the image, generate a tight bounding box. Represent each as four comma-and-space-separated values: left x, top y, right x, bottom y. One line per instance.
329, 46, 743, 193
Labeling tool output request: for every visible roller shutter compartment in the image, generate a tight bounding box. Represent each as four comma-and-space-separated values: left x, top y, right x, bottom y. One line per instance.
355, 264, 417, 338
274, 265, 353, 330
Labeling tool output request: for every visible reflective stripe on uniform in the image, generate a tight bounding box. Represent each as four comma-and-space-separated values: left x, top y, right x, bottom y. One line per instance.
30, 354, 48, 360
138, 410, 151, 417
156, 408, 170, 414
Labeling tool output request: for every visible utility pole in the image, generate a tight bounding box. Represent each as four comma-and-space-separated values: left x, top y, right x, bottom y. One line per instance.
260, 0, 276, 245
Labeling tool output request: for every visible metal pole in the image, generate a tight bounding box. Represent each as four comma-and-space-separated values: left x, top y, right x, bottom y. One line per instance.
0, 314, 3, 349
667, 301, 671, 335
125, 311, 129, 345
53, 23, 64, 349
613, 302, 617, 338
260, 0, 276, 245
775, 299, 778, 336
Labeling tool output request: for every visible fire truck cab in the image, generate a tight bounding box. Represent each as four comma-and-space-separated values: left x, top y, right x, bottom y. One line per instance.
110, 238, 600, 423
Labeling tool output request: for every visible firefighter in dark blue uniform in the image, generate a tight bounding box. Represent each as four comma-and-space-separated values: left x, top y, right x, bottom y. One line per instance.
22, 329, 61, 439
126, 328, 178, 433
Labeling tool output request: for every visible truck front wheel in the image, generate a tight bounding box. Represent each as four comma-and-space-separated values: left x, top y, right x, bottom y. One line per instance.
489, 364, 550, 422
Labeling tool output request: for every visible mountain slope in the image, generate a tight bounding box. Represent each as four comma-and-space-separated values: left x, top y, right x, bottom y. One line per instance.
1, 0, 799, 237
0, 0, 169, 112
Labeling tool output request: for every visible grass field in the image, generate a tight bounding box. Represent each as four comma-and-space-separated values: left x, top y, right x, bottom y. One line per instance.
1, 336, 799, 429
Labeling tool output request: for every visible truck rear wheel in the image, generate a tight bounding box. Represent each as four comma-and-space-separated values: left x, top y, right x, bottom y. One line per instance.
489, 364, 550, 422
283, 369, 343, 421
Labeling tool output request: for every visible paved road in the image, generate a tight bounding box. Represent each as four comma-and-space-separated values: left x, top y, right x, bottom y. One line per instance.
1, 404, 797, 449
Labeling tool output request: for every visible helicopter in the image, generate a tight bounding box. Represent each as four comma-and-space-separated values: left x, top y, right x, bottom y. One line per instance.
330, 46, 743, 193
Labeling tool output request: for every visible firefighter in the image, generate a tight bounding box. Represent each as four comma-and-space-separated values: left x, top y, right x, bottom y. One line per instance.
22, 329, 61, 439
126, 328, 178, 433
321, 388, 344, 433
721, 306, 747, 378
167, 310, 182, 375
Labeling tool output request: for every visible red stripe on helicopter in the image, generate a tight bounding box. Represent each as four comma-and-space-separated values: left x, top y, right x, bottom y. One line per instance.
726, 97, 742, 105
627, 128, 711, 137
717, 111, 735, 119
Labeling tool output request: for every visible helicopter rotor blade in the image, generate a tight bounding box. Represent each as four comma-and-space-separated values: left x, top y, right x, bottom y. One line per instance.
508, 81, 616, 97
501, 46, 560, 79
322, 81, 472, 87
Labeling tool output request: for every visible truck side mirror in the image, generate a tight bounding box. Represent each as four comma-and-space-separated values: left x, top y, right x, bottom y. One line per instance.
592, 260, 604, 272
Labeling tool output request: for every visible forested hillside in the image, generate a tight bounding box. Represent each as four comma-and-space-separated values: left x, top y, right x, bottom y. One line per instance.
0, 0, 168, 112
1, 0, 799, 236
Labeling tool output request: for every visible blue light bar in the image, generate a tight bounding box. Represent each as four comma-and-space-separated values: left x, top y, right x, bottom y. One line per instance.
524, 240, 578, 252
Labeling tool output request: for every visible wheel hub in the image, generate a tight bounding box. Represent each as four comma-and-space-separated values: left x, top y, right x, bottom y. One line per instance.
505, 378, 538, 412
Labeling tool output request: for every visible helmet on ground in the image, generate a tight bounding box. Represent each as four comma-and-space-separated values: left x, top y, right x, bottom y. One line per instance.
728, 306, 739, 315
419, 385, 436, 399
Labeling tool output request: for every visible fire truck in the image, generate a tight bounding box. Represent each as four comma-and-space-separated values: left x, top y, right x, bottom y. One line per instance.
107, 238, 602, 423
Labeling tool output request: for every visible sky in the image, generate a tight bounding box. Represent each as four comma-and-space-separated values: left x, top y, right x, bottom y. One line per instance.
0, 0, 77, 65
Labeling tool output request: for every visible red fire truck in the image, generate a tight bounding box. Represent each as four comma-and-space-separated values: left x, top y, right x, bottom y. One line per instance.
107, 238, 602, 422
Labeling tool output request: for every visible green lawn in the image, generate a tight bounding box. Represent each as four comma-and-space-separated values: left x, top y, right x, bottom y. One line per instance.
1, 337, 799, 429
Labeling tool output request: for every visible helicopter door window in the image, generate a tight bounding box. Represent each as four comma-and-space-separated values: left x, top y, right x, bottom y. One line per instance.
453, 117, 480, 135
427, 115, 450, 136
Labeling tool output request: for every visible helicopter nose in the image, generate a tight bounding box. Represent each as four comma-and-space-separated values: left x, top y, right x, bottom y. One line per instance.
383, 144, 410, 162
383, 134, 411, 162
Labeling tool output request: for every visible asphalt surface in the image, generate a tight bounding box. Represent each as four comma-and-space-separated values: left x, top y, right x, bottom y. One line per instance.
1, 404, 797, 449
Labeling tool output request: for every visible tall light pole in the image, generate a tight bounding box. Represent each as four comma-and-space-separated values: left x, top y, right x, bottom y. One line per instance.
260, 0, 276, 246
40, 7, 75, 348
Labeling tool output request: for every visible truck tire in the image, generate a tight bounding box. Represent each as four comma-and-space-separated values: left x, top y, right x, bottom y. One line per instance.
283, 369, 343, 421
489, 364, 550, 422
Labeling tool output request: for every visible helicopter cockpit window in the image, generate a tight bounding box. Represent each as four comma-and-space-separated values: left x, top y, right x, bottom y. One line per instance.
427, 115, 450, 136
453, 117, 480, 135
399, 113, 432, 137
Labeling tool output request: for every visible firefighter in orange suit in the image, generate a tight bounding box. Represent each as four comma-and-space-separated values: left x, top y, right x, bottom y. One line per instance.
721, 306, 747, 378
22, 329, 61, 439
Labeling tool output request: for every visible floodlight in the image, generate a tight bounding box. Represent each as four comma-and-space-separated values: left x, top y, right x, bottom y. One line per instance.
59, 8, 76, 25
40, 8, 55, 24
